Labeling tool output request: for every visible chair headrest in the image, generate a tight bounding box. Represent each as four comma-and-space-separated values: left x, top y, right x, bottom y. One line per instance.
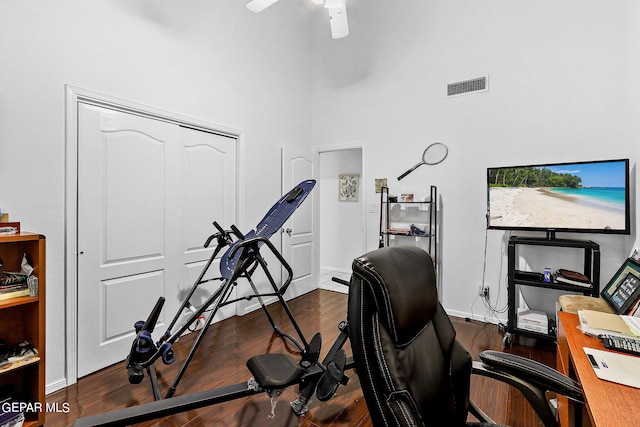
352, 246, 437, 347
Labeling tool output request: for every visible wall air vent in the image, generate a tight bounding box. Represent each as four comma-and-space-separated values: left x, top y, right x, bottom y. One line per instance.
447, 76, 488, 97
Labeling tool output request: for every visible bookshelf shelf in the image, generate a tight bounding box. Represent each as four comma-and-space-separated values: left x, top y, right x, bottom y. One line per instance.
0, 295, 39, 309
0, 232, 45, 426
0, 356, 40, 376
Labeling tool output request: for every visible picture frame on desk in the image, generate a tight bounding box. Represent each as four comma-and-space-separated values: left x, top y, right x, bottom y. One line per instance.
601, 257, 640, 315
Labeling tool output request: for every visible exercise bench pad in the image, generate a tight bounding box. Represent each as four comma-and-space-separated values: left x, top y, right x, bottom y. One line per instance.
246, 353, 304, 390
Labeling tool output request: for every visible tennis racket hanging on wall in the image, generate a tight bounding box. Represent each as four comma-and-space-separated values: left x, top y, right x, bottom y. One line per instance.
398, 142, 449, 181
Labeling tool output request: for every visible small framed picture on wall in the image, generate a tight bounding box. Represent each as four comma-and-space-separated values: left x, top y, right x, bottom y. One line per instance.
339, 174, 359, 202
375, 178, 388, 193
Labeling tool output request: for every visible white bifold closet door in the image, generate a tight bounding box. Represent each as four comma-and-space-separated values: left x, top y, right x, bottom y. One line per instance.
77, 104, 236, 377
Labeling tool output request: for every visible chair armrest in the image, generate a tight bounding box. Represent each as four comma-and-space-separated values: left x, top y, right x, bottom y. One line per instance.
472, 360, 559, 427
472, 350, 584, 427
478, 350, 583, 403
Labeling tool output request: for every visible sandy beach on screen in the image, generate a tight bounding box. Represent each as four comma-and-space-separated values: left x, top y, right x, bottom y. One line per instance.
489, 187, 626, 230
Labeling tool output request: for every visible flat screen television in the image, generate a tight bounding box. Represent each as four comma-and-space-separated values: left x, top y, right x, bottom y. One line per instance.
487, 158, 630, 238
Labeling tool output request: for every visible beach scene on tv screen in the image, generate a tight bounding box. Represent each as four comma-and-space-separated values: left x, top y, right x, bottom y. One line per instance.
488, 161, 627, 231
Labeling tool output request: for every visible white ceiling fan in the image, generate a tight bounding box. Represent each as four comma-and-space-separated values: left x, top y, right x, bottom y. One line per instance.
246, 0, 349, 39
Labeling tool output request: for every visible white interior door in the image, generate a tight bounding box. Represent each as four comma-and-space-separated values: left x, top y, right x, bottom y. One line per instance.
77, 104, 236, 377
281, 146, 316, 298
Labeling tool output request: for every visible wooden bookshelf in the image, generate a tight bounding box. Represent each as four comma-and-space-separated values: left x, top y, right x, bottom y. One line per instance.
0, 232, 45, 426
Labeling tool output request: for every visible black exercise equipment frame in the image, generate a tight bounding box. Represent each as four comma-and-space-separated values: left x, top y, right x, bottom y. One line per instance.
125, 222, 313, 401
75, 310, 354, 427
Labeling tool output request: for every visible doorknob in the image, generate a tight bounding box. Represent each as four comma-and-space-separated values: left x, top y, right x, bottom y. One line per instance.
283, 228, 292, 236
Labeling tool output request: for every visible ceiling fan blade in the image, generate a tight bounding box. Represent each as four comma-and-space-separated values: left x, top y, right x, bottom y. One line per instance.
324, 0, 343, 7
246, 0, 280, 13
328, 3, 349, 39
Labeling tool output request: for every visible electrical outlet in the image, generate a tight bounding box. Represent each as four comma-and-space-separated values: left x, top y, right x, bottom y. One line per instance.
478, 285, 489, 298
185, 302, 206, 332
191, 315, 206, 331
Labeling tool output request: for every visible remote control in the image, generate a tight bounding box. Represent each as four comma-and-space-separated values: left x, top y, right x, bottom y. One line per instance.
600, 335, 640, 357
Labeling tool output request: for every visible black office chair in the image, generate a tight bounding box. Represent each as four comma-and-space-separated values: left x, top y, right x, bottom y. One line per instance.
348, 246, 583, 427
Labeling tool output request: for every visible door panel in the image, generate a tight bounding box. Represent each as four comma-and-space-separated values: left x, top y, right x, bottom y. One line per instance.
103, 271, 165, 340
77, 104, 236, 377
104, 132, 165, 262
291, 241, 313, 278
183, 258, 234, 323
182, 128, 236, 262
184, 145, 224, 251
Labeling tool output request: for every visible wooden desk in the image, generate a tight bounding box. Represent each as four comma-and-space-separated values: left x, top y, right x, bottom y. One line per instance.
556, 312, 640, 427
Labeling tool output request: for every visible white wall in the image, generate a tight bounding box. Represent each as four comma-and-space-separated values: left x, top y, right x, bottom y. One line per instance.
311, 0, 639, 320
319, 148, 363, 272
627, 1, 640, 252
0, 0, 313, 391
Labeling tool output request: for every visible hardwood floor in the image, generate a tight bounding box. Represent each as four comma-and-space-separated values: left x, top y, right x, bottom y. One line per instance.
46, 290, 556, 426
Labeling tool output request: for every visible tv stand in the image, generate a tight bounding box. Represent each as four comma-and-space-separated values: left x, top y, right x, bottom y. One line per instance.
504, 235, 600, 348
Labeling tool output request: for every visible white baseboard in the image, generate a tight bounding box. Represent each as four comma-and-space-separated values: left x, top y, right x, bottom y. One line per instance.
445, 308, 507, 325
46, 378, 68, 395
240, 296, 278, 315
319, 283, 349, 294
320, 267, 351, 274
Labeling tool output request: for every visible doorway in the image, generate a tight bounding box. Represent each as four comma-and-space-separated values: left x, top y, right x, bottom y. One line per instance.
317, 146, 365, 293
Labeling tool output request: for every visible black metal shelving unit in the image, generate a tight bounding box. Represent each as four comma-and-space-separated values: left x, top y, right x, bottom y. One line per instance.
379, 186, 438, 269
504, 235, 600, 347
